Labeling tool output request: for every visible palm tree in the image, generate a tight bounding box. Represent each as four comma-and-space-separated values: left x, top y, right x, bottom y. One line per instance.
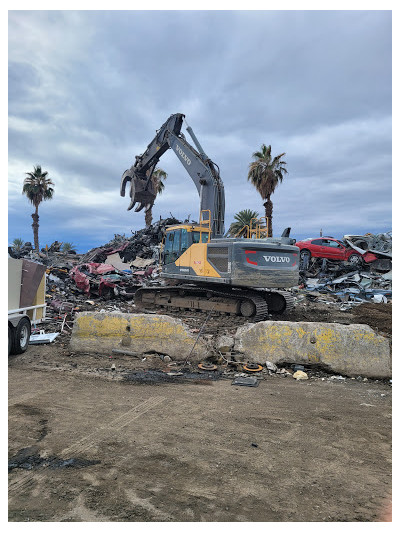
61, 242, 77, 253
227, 209, 260, 237
248, 144, 287, 237
144, 167, 167, 227
22, 165, 54, 251
12, 238, 24, 252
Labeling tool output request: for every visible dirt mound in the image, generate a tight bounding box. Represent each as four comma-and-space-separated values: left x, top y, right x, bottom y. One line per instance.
351, 302, 392, 334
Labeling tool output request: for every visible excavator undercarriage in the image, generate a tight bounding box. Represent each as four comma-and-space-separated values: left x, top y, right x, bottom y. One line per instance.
134, 285, 295, 322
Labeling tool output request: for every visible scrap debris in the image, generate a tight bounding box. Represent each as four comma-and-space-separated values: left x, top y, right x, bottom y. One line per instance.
10, 225, 391, 317
9, 224, 392, 380
231, 376, 259, 387
298, 231, 392, 310
29, 331, 60, 345
344, 231, 392, 257
8, 218, 182, 345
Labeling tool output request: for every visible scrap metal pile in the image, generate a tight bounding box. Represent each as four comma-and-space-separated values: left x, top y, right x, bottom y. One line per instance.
9, 226, 392, 335
8, 218, 182, 335
298, 231, 392, 308
9, 217, 182, 297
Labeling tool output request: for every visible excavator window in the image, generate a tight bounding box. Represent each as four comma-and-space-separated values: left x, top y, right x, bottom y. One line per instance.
181, 229, 189, 253
192, 231, 209, 244
164, 229, 185, 264
164, 231, 176, 264
163, 228, 207, 264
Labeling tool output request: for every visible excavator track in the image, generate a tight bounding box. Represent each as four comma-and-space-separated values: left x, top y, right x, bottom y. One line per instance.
264, 289, 295, 314
134, 285, 293, 322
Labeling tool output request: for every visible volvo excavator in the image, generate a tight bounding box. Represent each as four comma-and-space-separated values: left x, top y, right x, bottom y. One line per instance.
120, 113, 299, 321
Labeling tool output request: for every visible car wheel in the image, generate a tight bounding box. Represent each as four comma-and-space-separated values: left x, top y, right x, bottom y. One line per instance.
348, 253, 362, 267
13, 317, 31, 355
300, 249, 311, 261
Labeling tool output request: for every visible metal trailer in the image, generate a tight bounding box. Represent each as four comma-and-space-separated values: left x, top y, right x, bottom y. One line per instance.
8, 256, 47, 355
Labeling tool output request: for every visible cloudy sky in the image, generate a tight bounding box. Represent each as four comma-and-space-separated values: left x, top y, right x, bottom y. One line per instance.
8, 8, 392, 253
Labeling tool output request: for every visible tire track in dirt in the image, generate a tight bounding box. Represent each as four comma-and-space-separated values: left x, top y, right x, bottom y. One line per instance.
8, 388, 59, 407
8, 396, 165, 497
124, 488, 173, 521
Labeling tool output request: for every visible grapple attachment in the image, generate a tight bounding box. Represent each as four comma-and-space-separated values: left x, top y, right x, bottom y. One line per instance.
120, 168, 156, 212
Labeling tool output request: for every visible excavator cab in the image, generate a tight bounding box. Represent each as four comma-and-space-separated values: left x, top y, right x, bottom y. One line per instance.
162, 226, 209, 265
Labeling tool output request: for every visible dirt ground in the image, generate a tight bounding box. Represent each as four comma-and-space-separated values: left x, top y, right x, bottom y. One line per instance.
8, 300, 392, 522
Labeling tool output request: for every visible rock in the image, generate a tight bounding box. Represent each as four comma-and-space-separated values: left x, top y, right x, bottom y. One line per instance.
215, 335, 235, 353
265, 361, 278, 372
234, 320, 391, 379
293, 370, 308, 380
276, 368, 292, 375
70, 312, 207, 362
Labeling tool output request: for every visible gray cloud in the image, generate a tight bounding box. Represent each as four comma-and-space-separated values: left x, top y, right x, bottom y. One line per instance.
8, 10, 392, 251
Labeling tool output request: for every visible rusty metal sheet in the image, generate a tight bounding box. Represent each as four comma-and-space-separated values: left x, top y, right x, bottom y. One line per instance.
20, 260, 46, 308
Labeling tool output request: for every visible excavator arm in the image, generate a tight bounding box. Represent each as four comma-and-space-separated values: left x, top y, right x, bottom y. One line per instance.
120, 113, 225, 237
120, 113, 184, 212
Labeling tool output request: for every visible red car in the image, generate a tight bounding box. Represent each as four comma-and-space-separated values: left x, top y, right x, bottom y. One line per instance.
295, 237, 373, 266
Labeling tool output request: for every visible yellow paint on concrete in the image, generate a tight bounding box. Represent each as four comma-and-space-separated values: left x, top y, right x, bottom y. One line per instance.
314, 326, 342, 362
71, 312, 208, 361
257, 323, 293, 345
353, 329, 384, 344
307, 353, 321, 363
235, 320, 391, 378
295, 326, 307, 339
75, 314, 193, 345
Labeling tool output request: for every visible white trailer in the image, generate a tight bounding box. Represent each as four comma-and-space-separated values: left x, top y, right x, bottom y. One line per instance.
8, 257, 47, 355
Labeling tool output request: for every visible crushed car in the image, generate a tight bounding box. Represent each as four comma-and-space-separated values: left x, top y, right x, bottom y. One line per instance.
343, 232, 392, 272
295, 237, 377, 267
69, 263, 141, 299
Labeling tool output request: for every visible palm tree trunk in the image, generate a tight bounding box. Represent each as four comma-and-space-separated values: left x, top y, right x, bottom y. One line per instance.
145, 206, 153, 227
263, 196, 273, 237
31, 205, 40, 251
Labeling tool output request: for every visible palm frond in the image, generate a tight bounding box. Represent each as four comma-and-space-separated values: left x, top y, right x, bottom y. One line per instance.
228, 208, 260, 237
247, 144, 287, 200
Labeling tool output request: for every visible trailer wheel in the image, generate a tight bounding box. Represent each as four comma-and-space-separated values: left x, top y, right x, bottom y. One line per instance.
13, 317, 31, 354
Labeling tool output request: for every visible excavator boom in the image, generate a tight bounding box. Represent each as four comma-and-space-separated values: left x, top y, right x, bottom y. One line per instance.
121, 113, 224, 236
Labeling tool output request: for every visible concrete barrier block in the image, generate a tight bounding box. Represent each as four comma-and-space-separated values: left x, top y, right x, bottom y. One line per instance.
234, 321, 391, 378
70, 312, 207, 362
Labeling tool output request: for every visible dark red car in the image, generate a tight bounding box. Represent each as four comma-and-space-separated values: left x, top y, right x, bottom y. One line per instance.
294, 237, 374, 266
